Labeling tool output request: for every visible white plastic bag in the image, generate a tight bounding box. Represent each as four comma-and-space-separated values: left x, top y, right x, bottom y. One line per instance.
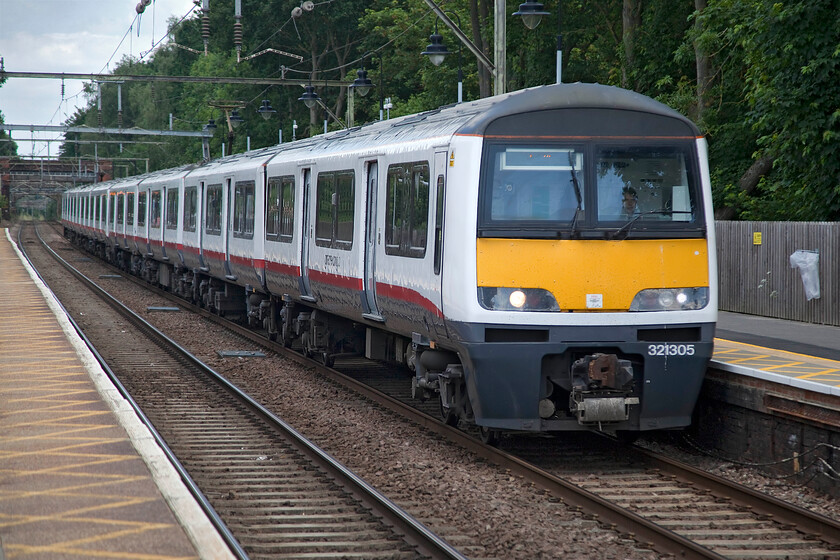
789, 250, 820, 301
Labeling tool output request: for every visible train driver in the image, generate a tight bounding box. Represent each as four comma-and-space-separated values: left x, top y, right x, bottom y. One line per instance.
620, 186, 641, 218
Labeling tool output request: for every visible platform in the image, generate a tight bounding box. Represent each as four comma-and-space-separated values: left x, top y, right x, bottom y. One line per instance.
714, 311, 840, 398
0, 229, 233, 559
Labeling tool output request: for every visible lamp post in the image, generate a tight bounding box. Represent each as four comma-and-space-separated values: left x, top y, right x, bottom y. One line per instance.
201, 118, 217, 161
512, 0, 561, 83
350, 53, 385, 121
208, 100, 246, 155
420, 0, 553, 98
421, 14, 464, 103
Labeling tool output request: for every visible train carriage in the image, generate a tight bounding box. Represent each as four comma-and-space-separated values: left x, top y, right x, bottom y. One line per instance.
137, 166, 193, 265
63, 82, 717, 441
181, 152, 271, 299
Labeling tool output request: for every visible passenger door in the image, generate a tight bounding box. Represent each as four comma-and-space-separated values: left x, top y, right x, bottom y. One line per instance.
429, 150, 448, 337
299, 168, 314, 301
363, 160, 383, 321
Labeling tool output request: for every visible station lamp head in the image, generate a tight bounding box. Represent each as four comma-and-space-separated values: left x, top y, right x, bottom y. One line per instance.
422, 31, 451, 67
513, 0, 550, 30
257, 99, 277, 120
298, 85, 320, 109
350, 68, 373, 97
228, 109, 244, 129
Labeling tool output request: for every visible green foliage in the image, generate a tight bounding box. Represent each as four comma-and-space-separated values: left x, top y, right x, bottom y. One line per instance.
55, 0, 840, 221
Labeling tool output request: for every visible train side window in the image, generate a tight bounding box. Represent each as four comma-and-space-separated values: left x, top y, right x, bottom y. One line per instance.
183, 186, 198, 232
137, 192, 146, 228
385, 161, 430, 258
205, 184, 222, 236
315, 170, 355, 250
166, 188, 179, 230
116, 193, 125, 226
127, 193, 135, 226
266, 175, 295, 243
150, 190, 162, 228
434, 174, 445, 275
233, 180, 255, 239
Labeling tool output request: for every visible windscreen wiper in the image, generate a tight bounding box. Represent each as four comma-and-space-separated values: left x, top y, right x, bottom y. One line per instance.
568, 152, 583, 237
610, 210, 693, 240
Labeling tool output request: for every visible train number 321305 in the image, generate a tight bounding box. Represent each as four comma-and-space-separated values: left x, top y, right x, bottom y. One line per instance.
648, 344, 696, 356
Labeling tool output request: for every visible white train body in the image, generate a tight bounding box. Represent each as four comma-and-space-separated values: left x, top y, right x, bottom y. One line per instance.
63, 83, 717, 440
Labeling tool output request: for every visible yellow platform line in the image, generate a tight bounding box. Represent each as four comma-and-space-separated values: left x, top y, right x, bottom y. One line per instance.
714, 337, 840, 385
716, 337, 840, 364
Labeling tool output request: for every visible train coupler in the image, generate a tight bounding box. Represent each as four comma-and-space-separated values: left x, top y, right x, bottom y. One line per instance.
569, 353, 638, 425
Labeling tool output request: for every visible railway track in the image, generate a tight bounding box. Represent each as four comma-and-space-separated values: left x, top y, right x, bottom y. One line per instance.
18, 222, 468, 560
28, 222, 840, 559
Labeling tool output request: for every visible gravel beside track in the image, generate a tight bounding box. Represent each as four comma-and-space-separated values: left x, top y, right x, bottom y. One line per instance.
25, 222, 840, 559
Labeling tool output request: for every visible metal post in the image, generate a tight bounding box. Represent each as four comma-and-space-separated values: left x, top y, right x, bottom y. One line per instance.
347, 86, 355, 127
379, 56, 384, 121
495, 0, 506, 95
458, 45, 463, 103
97, 82, 103, 127
556, 3, 562, 84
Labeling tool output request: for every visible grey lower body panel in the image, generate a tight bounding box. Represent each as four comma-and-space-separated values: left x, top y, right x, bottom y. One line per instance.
447, 321, 714, 432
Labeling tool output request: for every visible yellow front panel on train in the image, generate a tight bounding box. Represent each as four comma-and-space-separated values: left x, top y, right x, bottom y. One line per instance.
476, 238, 709, 311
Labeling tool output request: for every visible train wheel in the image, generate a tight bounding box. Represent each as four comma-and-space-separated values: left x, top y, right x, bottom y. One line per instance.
321, 352, 335, 368
301, 332, 313, 358
281, 321, 294, 348
439, 397, 459, 427
479, 426, 501, 446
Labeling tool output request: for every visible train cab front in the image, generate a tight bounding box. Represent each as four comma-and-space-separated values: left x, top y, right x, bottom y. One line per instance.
439, 101, 717, 438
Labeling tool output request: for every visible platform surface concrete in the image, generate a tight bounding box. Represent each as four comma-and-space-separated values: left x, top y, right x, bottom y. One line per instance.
0, 228, 234, 560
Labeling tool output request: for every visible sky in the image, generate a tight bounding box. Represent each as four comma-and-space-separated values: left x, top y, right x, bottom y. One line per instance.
0, 0, 196, 157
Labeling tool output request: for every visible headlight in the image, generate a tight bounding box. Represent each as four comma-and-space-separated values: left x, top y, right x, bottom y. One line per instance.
629, 287, 709, 311
478, 287, 560, 311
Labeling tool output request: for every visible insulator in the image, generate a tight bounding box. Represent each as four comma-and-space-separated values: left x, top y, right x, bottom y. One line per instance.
233, 22, 243, 46
136, 2, 145, 13
201, 15, 210, 40
291, 6, 302, 18
301, 1, 314, 11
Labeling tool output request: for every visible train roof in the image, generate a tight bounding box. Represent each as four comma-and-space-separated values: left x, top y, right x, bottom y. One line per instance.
64, 83, 699, 194
457, 82, 701, 137
258, 82, 700, 159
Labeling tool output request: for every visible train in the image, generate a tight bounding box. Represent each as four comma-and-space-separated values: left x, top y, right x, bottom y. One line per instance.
62, 82, 718, 444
